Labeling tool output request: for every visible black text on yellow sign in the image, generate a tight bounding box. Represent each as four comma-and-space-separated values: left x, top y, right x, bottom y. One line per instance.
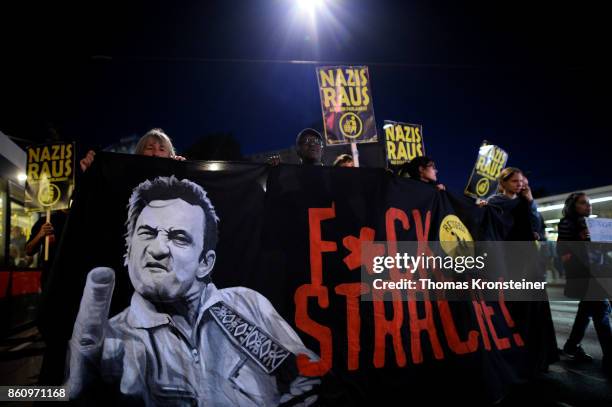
316, 65, 378, 145
384, 121, 425, 166
318, 67, 370, 112
464, 143, 509, 199
475, 145, 507, 181
25, 142, 75, 212
27, 144, 74, 182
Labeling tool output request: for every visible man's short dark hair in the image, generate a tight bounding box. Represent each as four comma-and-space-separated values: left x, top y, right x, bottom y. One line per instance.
295, 128, 324, 146
124, 176, 219, 264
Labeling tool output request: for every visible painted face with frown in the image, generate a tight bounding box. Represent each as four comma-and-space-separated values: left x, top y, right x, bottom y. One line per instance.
127, 198, 215, 302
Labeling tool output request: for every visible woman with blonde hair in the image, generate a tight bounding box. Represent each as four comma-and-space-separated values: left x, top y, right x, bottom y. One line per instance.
133, 128, 182, 158
486, 167, 541, 240
486, 167, 558, 373
80, 128, 185, 172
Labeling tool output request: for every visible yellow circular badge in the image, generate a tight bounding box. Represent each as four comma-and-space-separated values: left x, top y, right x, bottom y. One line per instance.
38, 183, 61, 207
339, 112, 363, 139
476, 178, 490, 196
439, 214, 474, 257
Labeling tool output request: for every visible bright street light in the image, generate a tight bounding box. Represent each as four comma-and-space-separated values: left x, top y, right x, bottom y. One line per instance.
296, 0, 326, 14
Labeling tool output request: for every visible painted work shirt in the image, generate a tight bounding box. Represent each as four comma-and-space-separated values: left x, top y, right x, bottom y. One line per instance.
98, 283, 317, 406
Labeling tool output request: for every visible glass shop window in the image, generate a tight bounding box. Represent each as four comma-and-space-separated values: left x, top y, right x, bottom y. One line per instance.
9, 201, 40, 268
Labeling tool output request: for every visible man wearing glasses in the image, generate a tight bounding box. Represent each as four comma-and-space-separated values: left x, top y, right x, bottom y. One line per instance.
266, 128, 325, 166
295, 128, 325, 166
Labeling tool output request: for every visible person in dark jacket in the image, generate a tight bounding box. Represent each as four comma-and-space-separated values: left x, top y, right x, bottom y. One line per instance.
486, 167, 541, 240
485, 167, 558, 374
557, 192, 612, 373
266, 128, 325, 166
295, 128, 324, 166
25, 210, 69, 385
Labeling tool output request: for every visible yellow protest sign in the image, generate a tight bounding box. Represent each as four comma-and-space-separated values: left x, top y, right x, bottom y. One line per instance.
383, 120, 425, 169
25, 142, 75, 212
464, 142, 508, 199
316, 66, 378, 145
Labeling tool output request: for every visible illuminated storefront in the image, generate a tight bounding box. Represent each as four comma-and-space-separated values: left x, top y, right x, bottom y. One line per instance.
0, 131, 42, 335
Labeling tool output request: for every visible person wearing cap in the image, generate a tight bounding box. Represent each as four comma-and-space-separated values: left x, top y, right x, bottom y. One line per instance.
398, 156, 445, 191
295, 128, 324, 166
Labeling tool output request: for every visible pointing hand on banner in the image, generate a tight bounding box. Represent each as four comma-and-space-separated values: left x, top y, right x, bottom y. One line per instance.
66, 267, 115, 398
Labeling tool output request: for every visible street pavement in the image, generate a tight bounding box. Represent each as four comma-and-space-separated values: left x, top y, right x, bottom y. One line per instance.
499, 284, 612, 406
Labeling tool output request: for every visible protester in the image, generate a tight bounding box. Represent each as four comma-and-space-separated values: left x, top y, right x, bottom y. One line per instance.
25, 210, 69, 289
79, 128, 185, 171
333, 154, 354, 168
484, 167, 558, 374
295, 128, 324, 166
25, 210, 69, 385
265, 128, 325, 166
557, 192, 612, 374
398, 156, 445, 191
486, 167, 540, 239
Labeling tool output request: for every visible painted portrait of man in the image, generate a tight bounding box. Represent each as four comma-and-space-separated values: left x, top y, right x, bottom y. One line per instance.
66, 176, 319, 406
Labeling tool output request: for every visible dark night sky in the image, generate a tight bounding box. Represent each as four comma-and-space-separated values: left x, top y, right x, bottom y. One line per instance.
1, 0, 610, 195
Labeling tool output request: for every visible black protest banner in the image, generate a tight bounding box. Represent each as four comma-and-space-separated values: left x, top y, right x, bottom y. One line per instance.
43, 153, 556, 405
464, 142, 508, 199
256, 165, 556, 404
316, 66, 377, 145
383, 120, 425, 170
25, 142, 75, 212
